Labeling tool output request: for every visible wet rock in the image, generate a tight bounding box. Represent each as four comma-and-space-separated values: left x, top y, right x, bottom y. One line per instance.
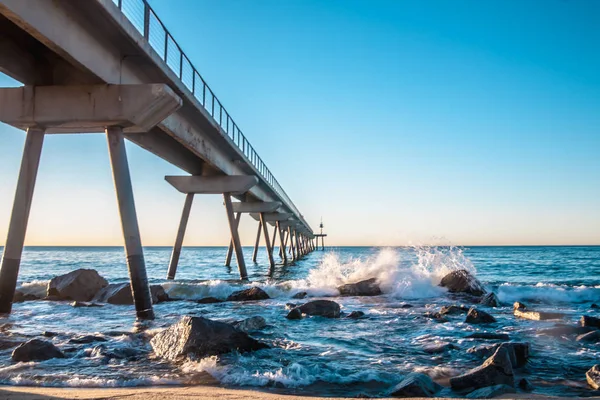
513, 303, 565, 320
480, 293, 500, 307
587, 365, 600, 389
12, 339, 65, 362
71, 301, 102, 308
424, 312, 449, 323
591, 303, 600, 310
581, 315, 600, 328
466, 384, 516, 399
296, 300, 341, 318
450, 346, 514, 391
0, 338, 23, 351
465, 308, 497, 324
390, 372, 443, 397
538, 324, 593, 337
232, 316, 267, 332
439, 270, 486, 296
285, 303, 298, 310
90, 344, 146, 361
13, 282, 47, 302
400, 304, 414, 308
577, 330, 600, 342
41, 331, 58, 338
513, 301, 526, 310
467, 342, 529, 368
151, 316, 269, 360
286, 308, 303, 320
347, 311, 365, 319
47, 269, 108, 301
292, 291, 307, 299
424, 342, 457, 354
226, 287, 270, 302
92, 283, 169, 305
440, 304, 470, 316
518, 378, 534, 391
466, 333, 509, 340
337, 278, 382, 296
195, 297, 223, 304
13, 290, 40, 303
68, 335, 107, 344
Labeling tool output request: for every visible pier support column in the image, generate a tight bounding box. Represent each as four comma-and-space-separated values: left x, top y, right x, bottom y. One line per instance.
223, 194, 248, 279
260, 213, 275, 271
0, 127, 45, 314
252, 221, 262, 262
277, 222, 288, 264
107, 126, 154, 320
225, 212, 242, 267
271, 225, 278, 252
166, 193, 194, 280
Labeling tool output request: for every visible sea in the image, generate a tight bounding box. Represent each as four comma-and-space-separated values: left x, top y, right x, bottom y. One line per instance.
1, 245, 599, 397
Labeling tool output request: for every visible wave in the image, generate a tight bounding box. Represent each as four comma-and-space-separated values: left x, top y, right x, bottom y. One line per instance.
496, 282, 600, 304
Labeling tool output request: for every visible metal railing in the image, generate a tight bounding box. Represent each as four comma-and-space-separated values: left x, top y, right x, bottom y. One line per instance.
112, 0, 305, 225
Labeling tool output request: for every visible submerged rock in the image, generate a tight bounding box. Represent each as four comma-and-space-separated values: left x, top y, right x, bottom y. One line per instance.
587, 365, 600, 390
12, 339, 65, 362
292, 291, 307, 299
195, 297, 223, 304
337, 278, 382, 296
440, 304, 470, 316
424, 342, 457, 354
0, 338, 23, 351
577, 330, 600, 342
92, 283, 169, 305
68, 335, 107, 344
232, 316, 267, 332
347, 311, 365, 319
538, 324, 593, 337
286, 308, 303, 320
286, 300, 341, 319
591, 303, 600, 310
226, 287, 270, 302
450, 346, 514, 391
466, 333, 509, 340
439, 270, 486, 296
13, 290, 41, 303
390, 372, 443, 397
581, 315, 600, 328
465, 308, 497, 324
518, 378, 534, 391
466, 384, 516, 399
150, 316, 268, 360
480, 292, 500, 307
47, 269, 108, 301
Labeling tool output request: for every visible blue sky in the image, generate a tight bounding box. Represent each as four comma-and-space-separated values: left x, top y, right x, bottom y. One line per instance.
0, 0, 599, 245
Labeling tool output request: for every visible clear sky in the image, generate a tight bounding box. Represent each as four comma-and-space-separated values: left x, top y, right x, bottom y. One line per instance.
0, 0, 599, 246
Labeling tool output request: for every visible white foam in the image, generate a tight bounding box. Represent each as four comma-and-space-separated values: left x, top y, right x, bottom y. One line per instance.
497, 282, 600, 304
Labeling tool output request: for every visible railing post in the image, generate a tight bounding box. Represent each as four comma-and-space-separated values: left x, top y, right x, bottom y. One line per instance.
143, 1, 150, 39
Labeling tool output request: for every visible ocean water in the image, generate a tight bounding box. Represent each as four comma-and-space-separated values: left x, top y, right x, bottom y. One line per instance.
1, 245, 600, 397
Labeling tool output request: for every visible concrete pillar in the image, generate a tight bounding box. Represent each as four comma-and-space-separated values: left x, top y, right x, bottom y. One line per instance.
277, 222, 287, 264
260, 213, 275, 271
106, 126, 154, 320
271, 225, 278, 250
294, 230, 300, 260
0, 127, 45, 314
252, 221, 261, 262
225, 212, 242, 267
288, 227, 295, 261
321, 236, 325, 250
223, 194, 248, 279
166, 193, 194, 279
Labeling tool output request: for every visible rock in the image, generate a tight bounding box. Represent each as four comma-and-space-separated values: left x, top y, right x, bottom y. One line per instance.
0, 338, 23, 351
577, 330, 600, 342
465, 308, 497, 324
232, 316, 267, 332
90, 344, 145, 361
538, 324, 593, 336
297, 300, 341, 318
450, 346, 514, 391
514, 307, 565, 321
286, 308, 303, 320
518, 378, 534, 391
587, 365, 600, 389
92, 283, 169, 305
347, 311, 365, 319
41, 331, 58, 338
390, 372, 443, 397
439, 270, 486, 296
440, 305, 470, 316
400, 304, 414, 308
292, 291, 307, 299
11, 339, 65, 362
591, 303, 600, 309
466, 333, 509, 340
424, 312, 449, 323
467, 342, 529, 368
71, 301, 102, 308
285, 303, 298, 310
480, 293, 500, 307
337, 278, 382, 296
581, 315, 600, 328
47, 269, 108, 301
13, 282, 47, 302
226, 287, 270, 302
195, 297, 223, 304
68, 335, 107, 344
13, 290, 40, 303
424, 342, 457, 354
150, 316, 269, 360
466, 384, 516, 399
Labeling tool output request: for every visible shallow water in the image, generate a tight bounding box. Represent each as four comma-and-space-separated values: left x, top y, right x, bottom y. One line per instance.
1, 245, 600, 397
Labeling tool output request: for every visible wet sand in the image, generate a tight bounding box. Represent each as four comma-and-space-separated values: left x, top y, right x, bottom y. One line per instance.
0, 386, 587, 400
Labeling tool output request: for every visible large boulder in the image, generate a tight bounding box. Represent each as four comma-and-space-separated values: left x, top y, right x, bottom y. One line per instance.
480, 292, 500, 307
232, 316, 267, 332
513, 302, 565, 321
587, 365, 600, 390
47, 269, 108, 301
450, 346, 514, 391
12, 339, 65, 362
465, 308, 497, 324
466, 384, 516, 399
295, 300, 341, 318
226, 287, 270, 302
467, 342, 529, 368
150, 316, 268, 361
92, 283, 169, 305
337, 278, 382, 296
439, 270, 486, 296
390, 372, 442, 397
581, 315, 600, 328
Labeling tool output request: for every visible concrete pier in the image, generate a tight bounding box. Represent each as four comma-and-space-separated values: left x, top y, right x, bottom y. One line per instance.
166, 193, 194, 280
252, 221, 262, 262
225, 213, 242, 267
224, 194, 248, 279
0, 127, 44, 314
260, 213, 276, 271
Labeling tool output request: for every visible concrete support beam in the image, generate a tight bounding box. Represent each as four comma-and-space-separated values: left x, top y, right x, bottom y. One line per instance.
166, 193, 194, 280
252, 221, 262, 263
225, 213, 242, 267
271, 225, 278, 250
106, 126, 154, 320
223, 194, 247, 279
288, 227, 295, 261
277, 221, 287, 264
249, 212, 293, 222
0, 127, 44, 314
166, 175, 258, 195
0, 84, 182, 133
232, 201, 281, 214
260, 213, 275, 272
